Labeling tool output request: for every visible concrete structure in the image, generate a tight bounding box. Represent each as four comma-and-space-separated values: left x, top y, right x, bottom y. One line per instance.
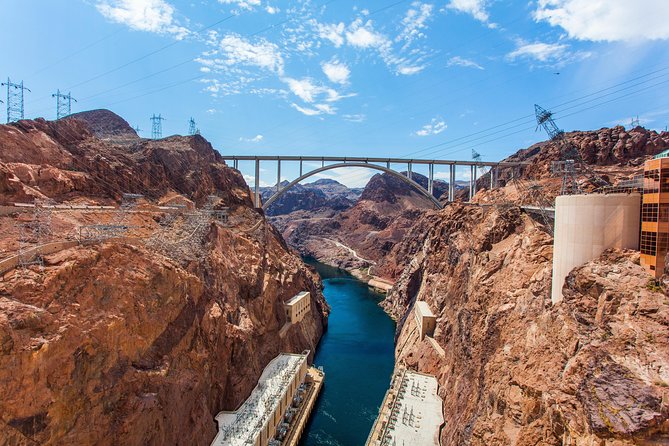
551, 193, 641, 304
281, 366, 324, 446
641, 157, 669, 278
366, 367, 444, 446
221, 155, 529, 209
284, 291, 310, 324
414, 300, 437, 340
211, 352, 309, 446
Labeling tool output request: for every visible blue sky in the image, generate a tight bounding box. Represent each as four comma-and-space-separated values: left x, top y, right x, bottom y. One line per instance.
2, 0, 669, 187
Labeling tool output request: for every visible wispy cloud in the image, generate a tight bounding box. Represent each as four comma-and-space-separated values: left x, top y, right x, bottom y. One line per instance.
239, 134, 264, 142
415, 117, 447, 136
534, 0, 669, 42
397, 2, 434, 46
447, 56, 484, 69
217, 34, 285, 74
218, 0, 261, 11
506, 41, 590, 66
343, 113, 366, 123
96, 0, 189, 39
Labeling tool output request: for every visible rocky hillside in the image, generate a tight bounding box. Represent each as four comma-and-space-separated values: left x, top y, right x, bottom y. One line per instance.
0, 111, 328, 445
384, 204, 669, 445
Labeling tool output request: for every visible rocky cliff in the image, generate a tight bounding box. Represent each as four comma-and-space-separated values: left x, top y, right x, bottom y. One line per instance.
0, 111, 328, 445
384, 203, 669, 445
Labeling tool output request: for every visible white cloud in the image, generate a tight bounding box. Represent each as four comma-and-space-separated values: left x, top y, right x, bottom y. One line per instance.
265, 5, 279, 14
346, 19, 388, 48
447, 56, 484, 69
217, 34, 284, 74
321, 60, 351, 84
506, 41, 590, 65
282, 77, 354, 105
96, 0, 189, 39
218, 0, 261, 11
239, 134, 264, 142
316, 22, 346, 47
397, 2, 434, 45
415, 117, 447, 136
534, 0, 669, 42
312, 167, 376, 188
206, 108, 217, 114
447, 0, 490, 24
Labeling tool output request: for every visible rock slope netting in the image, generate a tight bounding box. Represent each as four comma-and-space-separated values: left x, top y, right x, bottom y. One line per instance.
384, 204, 669, 445
0, 111, 328, 445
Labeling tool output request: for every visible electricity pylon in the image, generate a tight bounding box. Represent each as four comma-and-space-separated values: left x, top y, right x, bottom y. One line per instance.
2, 78, 30, 123
151, 114, 165, 139
52, 90, 77, 119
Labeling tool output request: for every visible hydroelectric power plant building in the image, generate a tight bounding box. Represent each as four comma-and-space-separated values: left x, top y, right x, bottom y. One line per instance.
211, 351, 323, 446
640, 154, 669, 277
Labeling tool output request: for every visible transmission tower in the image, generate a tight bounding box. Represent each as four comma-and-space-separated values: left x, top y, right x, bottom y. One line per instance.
134, 125, 142, 136
16, 199, 54, 271
52, 90, 77, 119
630, 115, 640, 128
151, 114, 165, 139
2, 78, 31, 123
535, 104, 609, 195
188, 117, 197, 136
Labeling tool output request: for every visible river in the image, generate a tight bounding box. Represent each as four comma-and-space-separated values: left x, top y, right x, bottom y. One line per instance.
300, 259, 396, 446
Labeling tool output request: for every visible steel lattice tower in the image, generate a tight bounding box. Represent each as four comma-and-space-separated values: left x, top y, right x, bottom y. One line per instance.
188, 117, 196, 136
52, 90, 77, 119
151, 114, 165, 139
2, 78, 31, 123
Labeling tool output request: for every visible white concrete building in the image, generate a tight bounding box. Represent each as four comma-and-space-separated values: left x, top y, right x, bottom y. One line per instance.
551, 193, 640, 304
211, 352, 309, 446
285, 291, 311, 324
414, 301, 437, 340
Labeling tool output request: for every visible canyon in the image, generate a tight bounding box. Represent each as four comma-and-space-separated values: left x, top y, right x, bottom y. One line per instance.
2, 110, 669, 446
0, 110, 328, 445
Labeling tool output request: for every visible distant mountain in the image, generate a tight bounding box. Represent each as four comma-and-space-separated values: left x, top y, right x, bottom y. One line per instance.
260, 179, 362, 216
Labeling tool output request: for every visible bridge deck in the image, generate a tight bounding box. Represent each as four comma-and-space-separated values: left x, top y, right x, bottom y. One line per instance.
221, 155, 528, 168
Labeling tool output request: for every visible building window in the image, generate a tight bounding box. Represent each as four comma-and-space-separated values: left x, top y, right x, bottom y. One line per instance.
641, 231, 657, 256
642, 204, 659, 222
644, 169, 660, 194
660, 204, 669, 223
659, 233, 669, 256
661, 169, 669, 192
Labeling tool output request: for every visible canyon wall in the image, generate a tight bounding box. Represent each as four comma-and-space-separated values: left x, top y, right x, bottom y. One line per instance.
384, 204, 669, 445
0, 111, 328, 445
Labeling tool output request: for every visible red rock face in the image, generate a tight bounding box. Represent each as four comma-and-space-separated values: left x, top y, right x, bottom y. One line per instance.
0, 112, 328, 445
384, 204, 669, 445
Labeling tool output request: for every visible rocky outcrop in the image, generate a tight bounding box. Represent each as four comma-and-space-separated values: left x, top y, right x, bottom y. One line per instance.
0, 111, 328, 445
385, 204, 669, 445
0, 113, 250, 206
261, 179, 359, 216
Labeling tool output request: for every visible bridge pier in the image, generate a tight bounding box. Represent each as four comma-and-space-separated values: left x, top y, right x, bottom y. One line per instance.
277, 160, 282, 193
299, 158, 303, 176
407, 162, 412, 181
233, 159, 238, 170
472, 165, 478, 198
255, 159, 260, 207
448, 164, 455, 202
428, 163, 434, 196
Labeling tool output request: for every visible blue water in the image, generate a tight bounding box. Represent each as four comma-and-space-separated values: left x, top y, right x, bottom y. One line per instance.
300, 260, 396, 446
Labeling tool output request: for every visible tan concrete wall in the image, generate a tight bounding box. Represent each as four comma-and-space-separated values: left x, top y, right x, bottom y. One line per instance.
551, 193, 641, 304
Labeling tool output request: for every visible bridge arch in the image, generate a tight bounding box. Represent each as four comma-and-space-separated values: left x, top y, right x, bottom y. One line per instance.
262, 162, 443, 211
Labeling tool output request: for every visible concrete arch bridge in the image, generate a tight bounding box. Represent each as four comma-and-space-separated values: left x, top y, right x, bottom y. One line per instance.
221, 156, 528, 211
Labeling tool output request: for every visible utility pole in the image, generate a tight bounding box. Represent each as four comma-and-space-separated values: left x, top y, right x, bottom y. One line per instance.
52, 90, 77, 120
188, 117, 196, 136
151, 114, 165, 139
1, 78, 31, 123
134, 125, 142, 136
